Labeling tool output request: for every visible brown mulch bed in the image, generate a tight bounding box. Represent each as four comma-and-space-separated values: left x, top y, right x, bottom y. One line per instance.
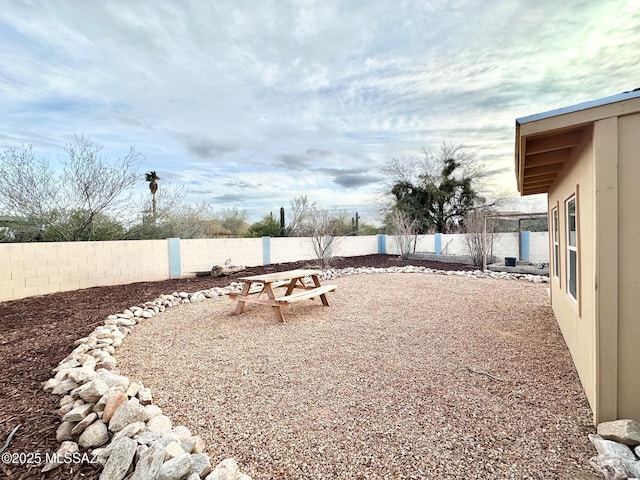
0, 254, 474, 479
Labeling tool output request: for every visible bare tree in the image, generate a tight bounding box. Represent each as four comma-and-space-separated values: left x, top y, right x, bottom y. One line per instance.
286, 195, 314, 236
0, 135, 139, 241
307, 206, 341, 268
387, 209, 417, 260
463, 207, 497, 268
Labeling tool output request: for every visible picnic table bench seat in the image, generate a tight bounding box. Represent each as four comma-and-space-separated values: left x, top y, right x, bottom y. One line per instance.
275, 284, 336, 303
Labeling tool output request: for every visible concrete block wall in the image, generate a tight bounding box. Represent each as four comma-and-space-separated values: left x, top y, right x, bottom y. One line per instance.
440, 234, 470, 256
384, 234, 436, 256
333, 235, 379, 257
0, 232, 550, 302
180, 238, 264, 274
414, 235, 436, 254
269, 237, 318, 264
1, 240, 169, 303
528, 232, 550, 263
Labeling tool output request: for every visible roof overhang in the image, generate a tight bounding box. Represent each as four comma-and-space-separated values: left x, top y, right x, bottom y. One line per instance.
515, 89, 640, 196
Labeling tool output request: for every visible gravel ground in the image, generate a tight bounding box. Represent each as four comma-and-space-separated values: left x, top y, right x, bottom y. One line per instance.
117, 273, 596, 479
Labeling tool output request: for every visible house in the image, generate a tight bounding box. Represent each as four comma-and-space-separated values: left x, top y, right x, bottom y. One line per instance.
514, 89, 640, 425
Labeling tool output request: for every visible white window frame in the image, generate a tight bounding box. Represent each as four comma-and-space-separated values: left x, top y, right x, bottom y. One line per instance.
552, 207, 559, 280
566, 196, 578, 301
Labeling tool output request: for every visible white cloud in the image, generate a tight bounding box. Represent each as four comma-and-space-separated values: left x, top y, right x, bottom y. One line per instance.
1, 0, 639, 223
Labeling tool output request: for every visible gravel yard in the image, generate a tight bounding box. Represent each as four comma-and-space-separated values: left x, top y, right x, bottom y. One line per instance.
117, 272, 596, 479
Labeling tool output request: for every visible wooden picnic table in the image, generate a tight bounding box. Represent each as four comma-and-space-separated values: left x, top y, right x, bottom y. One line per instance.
229, 269, 336, 322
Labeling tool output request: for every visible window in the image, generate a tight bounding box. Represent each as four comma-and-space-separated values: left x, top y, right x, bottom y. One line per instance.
552, 208, 559, 279
566, 196, 577, 300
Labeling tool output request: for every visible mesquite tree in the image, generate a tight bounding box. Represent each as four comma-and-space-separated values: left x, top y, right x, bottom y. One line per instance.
382, 142, 485, 233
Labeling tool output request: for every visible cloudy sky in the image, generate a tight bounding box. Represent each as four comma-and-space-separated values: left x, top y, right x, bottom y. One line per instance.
1, 0, 639, 223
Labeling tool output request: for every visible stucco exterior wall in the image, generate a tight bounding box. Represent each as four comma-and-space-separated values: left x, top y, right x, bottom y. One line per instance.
616, 112, 640, 420
547, 135, 597, 419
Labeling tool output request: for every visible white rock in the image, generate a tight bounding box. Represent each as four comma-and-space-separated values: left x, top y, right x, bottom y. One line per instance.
138, 387, 153, 405
158, 453, 193, 480
71, 412, 98, 436
100, 437, 137, 480
112, 421, 146, 443
191, 453, 213, 478
63, 402, 94, 422
56, 421, 75, 442
147, 414, 173, 433
73, 378, 109, 403
126, 380, 144, 398
134, 429, 162, 445
143, 404, 163, 421
206, 458, 248, 480
51, 378, 79, 395
165, 441, 186, 459
94, 370, 130, 390
589, 434, 637, 462
172, 425, 192, 442
598, 419, 640, 446
109, 398, 147, 432
130, 441, 165, 480
78, 419, 109, 448
41, 440, 79, 472
66, 363, 97, 384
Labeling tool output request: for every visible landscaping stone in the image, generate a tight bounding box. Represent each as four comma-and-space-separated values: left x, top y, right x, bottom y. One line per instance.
78, 419, 110, 448
100, 437, 137, 480
108, 398, 147, 432
147, 414, 173, 433
191, 453, 213, 478
63, 402, 94, 422
71, 412, 98, 436
101, 390, 128, 421
56, 421, 76, 442
158, 453, 193, 480
589, 434, 637, 461
41, 440, 79, 473
74, 378, 109, 403
206, 458, 249, 480
598, 419, 640, 446
130, 442, 165, 480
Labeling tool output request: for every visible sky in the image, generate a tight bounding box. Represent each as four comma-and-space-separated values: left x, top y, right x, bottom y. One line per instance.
1, 0, 639, 224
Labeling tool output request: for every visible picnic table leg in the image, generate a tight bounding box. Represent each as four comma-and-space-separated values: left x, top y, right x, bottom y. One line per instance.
263, 283, 286, 322
272, 306, 286, 322
235, 282, 251, 314
311, 275, 331, 306
284, 279, 297, 296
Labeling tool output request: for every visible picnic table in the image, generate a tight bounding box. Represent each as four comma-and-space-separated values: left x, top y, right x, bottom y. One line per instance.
229, 269, 336, 322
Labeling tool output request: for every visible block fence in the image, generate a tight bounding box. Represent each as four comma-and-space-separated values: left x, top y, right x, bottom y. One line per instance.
0, 232, 548, 302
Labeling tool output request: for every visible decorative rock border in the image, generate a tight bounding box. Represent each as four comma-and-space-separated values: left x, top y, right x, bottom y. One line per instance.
589, 420, 640, 479
41, 266, 550, 479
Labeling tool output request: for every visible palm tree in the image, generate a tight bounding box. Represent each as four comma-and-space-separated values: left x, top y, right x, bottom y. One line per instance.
145, 171, 160, 221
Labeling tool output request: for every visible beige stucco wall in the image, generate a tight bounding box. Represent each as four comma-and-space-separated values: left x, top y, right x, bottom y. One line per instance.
547, 134, 598, 420
616, 112, 640, 420
546, 113, 640, 424
0, 240, 169, 302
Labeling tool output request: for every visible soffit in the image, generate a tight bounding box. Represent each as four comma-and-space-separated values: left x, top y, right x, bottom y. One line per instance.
518, 126, 589, 195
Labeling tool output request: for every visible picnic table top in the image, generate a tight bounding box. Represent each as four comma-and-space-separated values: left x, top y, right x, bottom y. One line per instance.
238, 269, 322, 283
